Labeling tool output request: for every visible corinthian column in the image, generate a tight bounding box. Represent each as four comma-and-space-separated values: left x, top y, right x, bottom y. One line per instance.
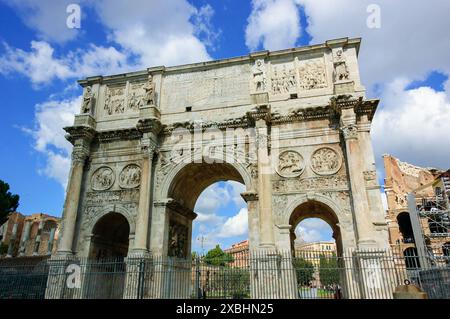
255, 118, 275, 248
133, 143, 156, 254
132, 118, 161, 256
339, 107, 375, 248
57, 127, 94, 256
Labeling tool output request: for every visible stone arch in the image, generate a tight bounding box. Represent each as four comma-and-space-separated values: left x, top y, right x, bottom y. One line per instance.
282, 193, 348, 226
155, 159, 252, 258
396, 212, 414, 243
157, 157, 254, 204
84, 205, 136, 237
89, 212, 130, 260
284, 193, 351, 256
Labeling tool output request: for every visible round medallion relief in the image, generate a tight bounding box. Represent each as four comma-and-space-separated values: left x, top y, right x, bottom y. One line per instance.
310, 147, 342, 175
91, 166, 115, 191
119, 164, 142, 189
276, 150, 305, 178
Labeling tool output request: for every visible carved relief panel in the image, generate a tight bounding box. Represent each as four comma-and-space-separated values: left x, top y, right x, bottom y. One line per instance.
102, 80, 147, 117
310, 147, 342, 176
127, 82, 146, 111
91, 166, 115, 191
276, 150, 305, 178
270, 63, 297, 95
119, 164, 142, 189
104, 85, 126, 115
298, 59, 327, 90
168, 220, 188, 258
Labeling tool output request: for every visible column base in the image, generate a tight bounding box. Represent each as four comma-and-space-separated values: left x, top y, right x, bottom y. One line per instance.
45, 254, 80, 299
357, 238, 378, 250
123, 250, 153, 299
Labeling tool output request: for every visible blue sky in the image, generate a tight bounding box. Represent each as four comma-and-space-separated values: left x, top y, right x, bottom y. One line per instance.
0, 1, 449, 251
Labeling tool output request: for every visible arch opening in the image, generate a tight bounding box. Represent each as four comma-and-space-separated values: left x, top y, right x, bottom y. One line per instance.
166, 162, 248, 259
89, 212, 130, 260
397, 212, 414, 244
403, 247, 420, 269
289, 200, 344, 299
289, 200, 342, 256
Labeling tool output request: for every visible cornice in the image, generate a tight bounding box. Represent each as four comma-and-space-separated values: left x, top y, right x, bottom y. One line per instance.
64, 125, 96, 145
97, 128, 142, 143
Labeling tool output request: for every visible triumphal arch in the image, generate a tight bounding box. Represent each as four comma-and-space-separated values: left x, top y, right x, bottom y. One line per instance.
51, 37, 391, 298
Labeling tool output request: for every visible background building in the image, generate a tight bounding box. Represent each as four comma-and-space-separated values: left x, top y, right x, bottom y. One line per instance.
383, 154, 450, 264
0, 212, 60, 258
224, 240, 249, 268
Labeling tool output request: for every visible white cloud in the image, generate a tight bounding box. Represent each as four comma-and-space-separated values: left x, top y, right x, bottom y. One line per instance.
193, 181, 248, 250
298, 0, 450, 91
0, 41, 130, 87
196, 212, 224, 225
295, 218, 333, 243
290, 0, 450, 175
195, 183, 231, 213
217, 208, 248, 238
91, 0, 213, 67
372, 79, 450, 170
0, 41, 72, 86
24, 96, 81, 188
2, 0, 80, 43
245, 0, 301, 51
1, 0, 217, 87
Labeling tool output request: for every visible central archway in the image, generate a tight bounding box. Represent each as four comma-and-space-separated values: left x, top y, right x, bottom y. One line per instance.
165, 162, 250, 258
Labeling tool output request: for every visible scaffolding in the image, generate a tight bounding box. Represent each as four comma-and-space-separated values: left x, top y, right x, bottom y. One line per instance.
407, 174, 450, 267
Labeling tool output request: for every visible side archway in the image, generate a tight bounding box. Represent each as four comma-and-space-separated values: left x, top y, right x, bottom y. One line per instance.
89, 212, 130, 259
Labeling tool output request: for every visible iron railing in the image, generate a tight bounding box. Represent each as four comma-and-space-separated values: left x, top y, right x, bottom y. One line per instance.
0, 248, 449, 299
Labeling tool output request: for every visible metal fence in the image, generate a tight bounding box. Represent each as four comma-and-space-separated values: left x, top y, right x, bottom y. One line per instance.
0, 249, 449, 299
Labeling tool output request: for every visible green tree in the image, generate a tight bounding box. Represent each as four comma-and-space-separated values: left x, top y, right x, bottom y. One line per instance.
318, 254, 340, 287
204, 245, 233, 266
0, 180, 19, 225
293, 257, 315, 286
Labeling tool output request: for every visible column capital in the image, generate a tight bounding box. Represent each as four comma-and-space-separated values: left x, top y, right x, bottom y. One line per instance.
71, 147, 90, 164
241, 191, 258, 202
140, 139, 158, 159
341, 123, 358, 140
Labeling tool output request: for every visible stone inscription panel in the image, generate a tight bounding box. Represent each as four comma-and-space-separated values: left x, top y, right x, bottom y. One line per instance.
161, 64, 251, 112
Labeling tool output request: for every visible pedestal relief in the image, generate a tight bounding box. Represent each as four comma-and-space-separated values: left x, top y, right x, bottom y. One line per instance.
91, 167, 115, 191
276, 150, 305, 178
119, 164, 142, 189
310, 147, 342, 175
